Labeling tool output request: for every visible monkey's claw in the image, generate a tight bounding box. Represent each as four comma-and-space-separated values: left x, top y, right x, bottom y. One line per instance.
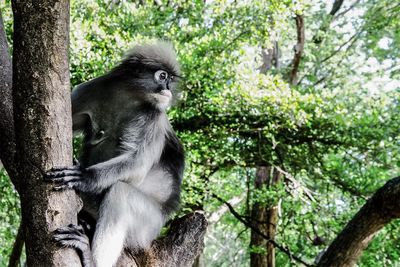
45, 165, 83, 190
54, 224, 90, 251
54, 224, 93, 265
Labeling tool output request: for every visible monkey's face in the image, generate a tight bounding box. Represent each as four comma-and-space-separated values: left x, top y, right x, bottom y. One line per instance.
139, 69, 178, 110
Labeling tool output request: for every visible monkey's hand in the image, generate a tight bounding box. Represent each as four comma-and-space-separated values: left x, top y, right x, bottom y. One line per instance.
45, 163, 86, 191
54, 224, 94, 267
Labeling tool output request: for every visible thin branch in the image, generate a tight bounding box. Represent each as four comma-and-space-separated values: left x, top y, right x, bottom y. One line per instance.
334, 0, 362, 19
8, 222, 24, 267
209, 30, 251, 56
329, 0, 345, 16
275, 166, 316, 202
210, 192, 314, 267
311, 0, 345, 46
208, 195, 244, 223
313, 149, 367, 199
320, 29, 362, 64
304, 28, 363, 87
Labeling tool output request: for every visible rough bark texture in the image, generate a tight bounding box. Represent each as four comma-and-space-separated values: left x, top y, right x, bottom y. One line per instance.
0, 12, 18, 185
289, 14, 305, 85
250, 166, 282, 267
250, 166, 269, 267
264, 168, 281, 267
11, 1, 82, 266
116, 212, 208, 267
259, 42, 279, 73
317, 176, 400, 267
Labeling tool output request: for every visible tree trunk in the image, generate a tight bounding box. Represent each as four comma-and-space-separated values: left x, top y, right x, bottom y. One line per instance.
259, 42, 279, 73
250, 166, 282, 267
289, 14, 305, 85
11, 1, 81, 266
0, 12, 17, 185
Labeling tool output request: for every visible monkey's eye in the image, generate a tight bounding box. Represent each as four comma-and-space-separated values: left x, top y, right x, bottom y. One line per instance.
154, 70, 169, 83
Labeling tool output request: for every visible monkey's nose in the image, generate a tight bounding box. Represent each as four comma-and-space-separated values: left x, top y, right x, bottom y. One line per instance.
159, 90, 172, 98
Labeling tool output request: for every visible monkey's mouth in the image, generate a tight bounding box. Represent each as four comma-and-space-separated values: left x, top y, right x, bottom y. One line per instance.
149, 90, 171, 107
159, 90, 172, 98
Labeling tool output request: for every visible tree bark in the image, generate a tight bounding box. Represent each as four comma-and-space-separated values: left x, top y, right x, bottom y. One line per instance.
250, 166, 282, 267
317, 176, 400, 267
116, 212, 208, 267
289, 14, 305, 85
259, 42, 279, 73
11, 1, 81, 266
0, 12, 18, 186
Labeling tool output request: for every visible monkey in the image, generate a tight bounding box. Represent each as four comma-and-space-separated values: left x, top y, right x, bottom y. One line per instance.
45, 41, 185, 267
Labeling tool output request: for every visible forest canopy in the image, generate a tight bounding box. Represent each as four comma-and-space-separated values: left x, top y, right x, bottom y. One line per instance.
0, 0, 399, 266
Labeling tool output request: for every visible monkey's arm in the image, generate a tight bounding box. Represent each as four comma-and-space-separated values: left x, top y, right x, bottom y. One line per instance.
45, 152, 148, 193
72, 112, 90, 134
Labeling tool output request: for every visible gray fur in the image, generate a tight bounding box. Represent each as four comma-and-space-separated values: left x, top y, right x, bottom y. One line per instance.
45, 41, 185, 267
122, 41, 180, 76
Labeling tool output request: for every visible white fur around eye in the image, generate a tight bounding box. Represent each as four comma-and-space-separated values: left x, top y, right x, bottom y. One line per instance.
154, 70, 168, 83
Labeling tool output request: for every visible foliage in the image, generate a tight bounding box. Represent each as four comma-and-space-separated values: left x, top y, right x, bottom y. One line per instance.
0, 0, 399, 266
0, 169, 21, 266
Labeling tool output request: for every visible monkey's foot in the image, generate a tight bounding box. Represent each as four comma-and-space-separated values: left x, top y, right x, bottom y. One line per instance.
54, 224, 94, 267
44, 165, 83, 190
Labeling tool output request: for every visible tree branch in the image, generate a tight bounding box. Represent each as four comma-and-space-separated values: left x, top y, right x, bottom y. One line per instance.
320, 29, 362, 64
289, 14, 305, 85
329, 0, 345, 16
116, 212, 208, 267
8, 222, 24, 267
210, 192, 314, 267
334, 0, 362, 19
172, 113, 344, 147
208, 195, 244, 223
317, 176, 400, 266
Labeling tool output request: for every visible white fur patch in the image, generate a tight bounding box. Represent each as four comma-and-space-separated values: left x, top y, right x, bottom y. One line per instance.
120, 113, 170, 185
137, 167, 173, 203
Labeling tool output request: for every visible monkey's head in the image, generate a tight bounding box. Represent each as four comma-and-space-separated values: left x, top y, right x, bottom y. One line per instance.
115, 41, 181, 110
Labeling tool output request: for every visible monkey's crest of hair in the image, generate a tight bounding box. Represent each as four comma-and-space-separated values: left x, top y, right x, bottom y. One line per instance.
123, 41, 180, 77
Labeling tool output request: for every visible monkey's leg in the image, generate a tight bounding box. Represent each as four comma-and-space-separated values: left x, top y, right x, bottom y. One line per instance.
91, 182, 130, 267
53, 224, 94, 267
91, 181, 164, 267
